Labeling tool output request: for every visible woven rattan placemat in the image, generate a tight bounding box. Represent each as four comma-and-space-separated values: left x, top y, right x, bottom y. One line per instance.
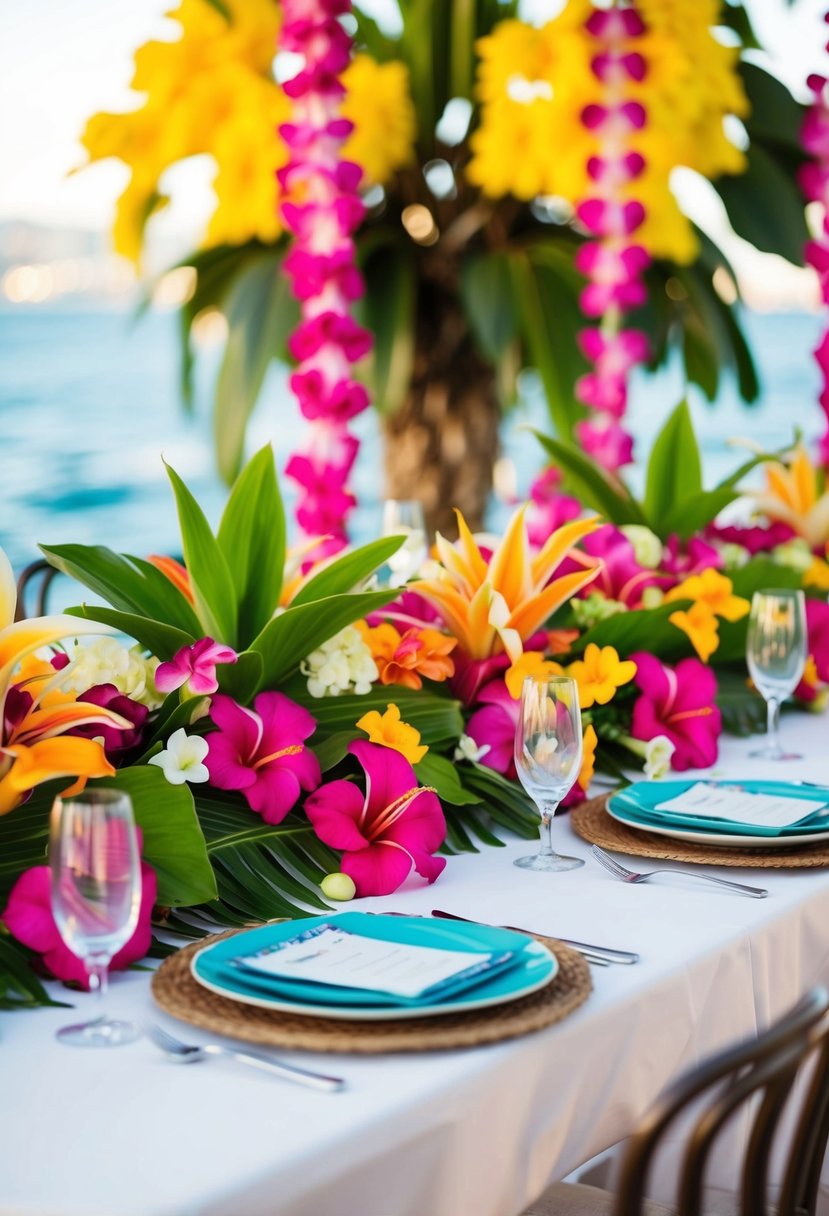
151, 929, 592, 1054
571, 794, 829, 869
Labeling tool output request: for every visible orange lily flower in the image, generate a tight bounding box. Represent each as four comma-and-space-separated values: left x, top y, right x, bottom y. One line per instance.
0, 546, 128, 816
411, 507, 601, 661
356, 622, 456, 690
750, 446, 829, 549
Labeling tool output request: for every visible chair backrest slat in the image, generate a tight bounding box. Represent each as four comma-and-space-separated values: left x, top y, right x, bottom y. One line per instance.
612, 987, 829, 1216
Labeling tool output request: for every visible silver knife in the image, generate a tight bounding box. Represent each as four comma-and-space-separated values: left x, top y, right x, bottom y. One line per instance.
430, 908, 639, 965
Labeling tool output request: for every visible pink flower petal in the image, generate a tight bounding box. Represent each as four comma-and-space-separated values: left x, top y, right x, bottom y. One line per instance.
305, 779, 370, 850
340, 841, 415, 897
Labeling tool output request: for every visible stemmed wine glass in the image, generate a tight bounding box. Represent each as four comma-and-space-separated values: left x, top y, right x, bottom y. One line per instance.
50, 789, 142, 1046
381, 499, 428, 586
513, 675, 584, 872
746, 588, 808, 761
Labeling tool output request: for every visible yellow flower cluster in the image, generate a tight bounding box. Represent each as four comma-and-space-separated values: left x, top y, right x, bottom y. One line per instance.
79, 0, 416, 262
665, 569, 749, 662
467, 0, 748, 263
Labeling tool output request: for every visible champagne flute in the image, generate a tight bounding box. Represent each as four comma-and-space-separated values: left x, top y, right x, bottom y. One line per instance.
746, 588, 807, 761
381, 499, 428, 586
50, 789, 142, 1046
514, 675, 584, 872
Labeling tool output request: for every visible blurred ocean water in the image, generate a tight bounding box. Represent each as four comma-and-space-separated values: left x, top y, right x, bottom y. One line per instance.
0, 304, 822, 574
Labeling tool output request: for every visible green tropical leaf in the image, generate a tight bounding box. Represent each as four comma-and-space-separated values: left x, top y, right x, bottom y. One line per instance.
661, 487, 742, 542
716, 666, 766, 736
250, 590, 398, 690
739, 61, 807, 153
289, 536, 404, 606
301, 685, 464, 746
39, 544, 200, 634
449, 0, 476, 98
643, 401, 702, 528
713, 144, 808, 266
213, 250, 297, 484
165, 462, 238, 644
193, 790, 335, 920
311, 730, 357, 772
216, 650, 264, 703
217, 445, 286, 642
573, 601, 692, 663
65, 604, 194, 659
98, 768, 216, 907
532, 431, 647, 526
415, 752, 482, 806
460, 251, 519, 363
0, 936, 70, 1010
512, 247, 587, 439
461, 764, 539, 838
357, 236, 416, 415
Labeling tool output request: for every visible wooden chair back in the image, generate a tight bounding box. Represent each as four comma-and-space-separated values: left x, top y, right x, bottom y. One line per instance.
611, 987, 829, 1216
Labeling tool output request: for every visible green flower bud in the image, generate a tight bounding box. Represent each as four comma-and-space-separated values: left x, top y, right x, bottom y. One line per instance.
321, 872, 356, 901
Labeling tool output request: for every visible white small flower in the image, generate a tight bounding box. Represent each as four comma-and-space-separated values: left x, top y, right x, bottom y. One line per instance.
643, 735, 675, 781
620, 525, 664, 570
148, 728, 210, 785
454, 734, 491, 763
302, 626, 379, 698
59, 638, 162, 708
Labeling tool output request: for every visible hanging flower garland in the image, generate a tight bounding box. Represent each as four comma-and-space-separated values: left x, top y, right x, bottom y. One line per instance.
278, 0, 373, 554
801, 60, 829, 469
572, 3, 651, 474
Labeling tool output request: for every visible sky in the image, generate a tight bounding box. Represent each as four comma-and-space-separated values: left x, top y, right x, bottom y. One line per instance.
0, 0, 825, 300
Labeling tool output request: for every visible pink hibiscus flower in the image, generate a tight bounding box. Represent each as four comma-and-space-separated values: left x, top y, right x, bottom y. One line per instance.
629, 651, 721, 771
465, 679, 519, 780
2, 852, 156, 989
205, 692, 320, 824
807, 598, 829, 683
155, 638, 239, 697
304, 739, 446, 896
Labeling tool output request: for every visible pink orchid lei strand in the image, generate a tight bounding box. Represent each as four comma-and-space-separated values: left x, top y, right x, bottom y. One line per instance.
573, 3, 651, 473
278, 0, 373, 554
800, 58, 829, 468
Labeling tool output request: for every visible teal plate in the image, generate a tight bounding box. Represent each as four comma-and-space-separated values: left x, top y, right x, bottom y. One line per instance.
608, 780, 829, 845
191, 912, 558, 1022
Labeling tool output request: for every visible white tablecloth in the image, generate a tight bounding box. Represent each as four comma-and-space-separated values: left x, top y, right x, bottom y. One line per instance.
3, 713, 829, 1216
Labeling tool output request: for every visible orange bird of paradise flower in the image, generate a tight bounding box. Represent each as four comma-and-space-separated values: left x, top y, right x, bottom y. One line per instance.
0, 547, 130, 815
411, 507, 602, 661
750, 446, 829, 550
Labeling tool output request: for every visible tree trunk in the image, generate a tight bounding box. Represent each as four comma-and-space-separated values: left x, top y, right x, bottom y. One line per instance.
382, 283, 501, 539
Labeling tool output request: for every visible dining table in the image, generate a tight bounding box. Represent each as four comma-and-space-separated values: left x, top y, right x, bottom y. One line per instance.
3, 709, 829, 1216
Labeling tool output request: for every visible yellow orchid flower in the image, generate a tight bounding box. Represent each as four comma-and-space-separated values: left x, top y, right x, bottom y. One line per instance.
750, 446, 829, 550
412, 507, 601, 661
664, 568, 749, 623
668, 602, 721, 664
664, 568, 749, 662
566, 644, 637, 709
356, 704, 428, 766
504, 652, 564, 700
0, 545, 128, 815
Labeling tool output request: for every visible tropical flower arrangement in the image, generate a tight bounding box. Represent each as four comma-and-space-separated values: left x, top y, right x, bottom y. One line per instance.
2, 423, 828, 1010
76, 0, 808, 540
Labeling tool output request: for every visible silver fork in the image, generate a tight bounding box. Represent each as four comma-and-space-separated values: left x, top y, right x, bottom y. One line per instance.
590, 845, 768, 899
144, 1023, 346, 1092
